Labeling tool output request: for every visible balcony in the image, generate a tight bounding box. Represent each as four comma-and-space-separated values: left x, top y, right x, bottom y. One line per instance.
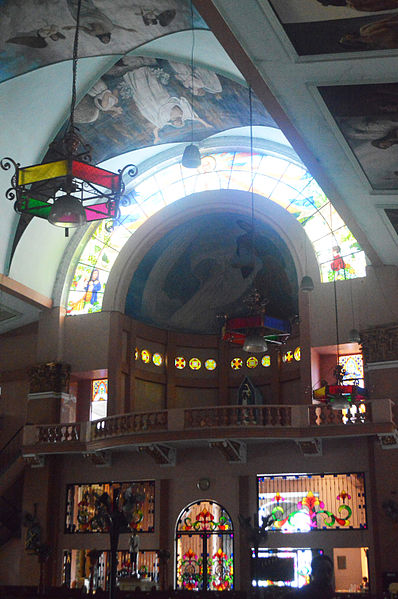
21, 399, 397, 459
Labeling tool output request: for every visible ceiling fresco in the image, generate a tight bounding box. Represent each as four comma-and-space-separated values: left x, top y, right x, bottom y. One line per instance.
124, 212, 298, 334
0, 0, 207, 83
51, 56, 275, 163
319, 83, 398, 190
268, 0, 398, 55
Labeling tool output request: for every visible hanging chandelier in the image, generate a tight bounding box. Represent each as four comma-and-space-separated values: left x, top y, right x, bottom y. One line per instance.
1, 0, 136, 236
221, 287, 291, 353
312, 278, 367, 410
220, 88, 291, 353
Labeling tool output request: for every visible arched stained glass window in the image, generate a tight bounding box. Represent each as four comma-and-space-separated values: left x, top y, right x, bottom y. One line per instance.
175, 500, 234, 591
67, 151, 366, 316
90, 378, 108, 421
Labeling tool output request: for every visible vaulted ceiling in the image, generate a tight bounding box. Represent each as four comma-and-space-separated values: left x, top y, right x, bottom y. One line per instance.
1, 0, 398, 332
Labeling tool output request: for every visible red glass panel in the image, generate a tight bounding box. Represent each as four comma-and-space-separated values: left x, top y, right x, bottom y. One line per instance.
84, 202, 116, 222
72, 161, 120, 191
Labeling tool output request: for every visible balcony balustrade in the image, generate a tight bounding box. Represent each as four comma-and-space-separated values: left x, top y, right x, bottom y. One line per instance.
20, 399, 397, 457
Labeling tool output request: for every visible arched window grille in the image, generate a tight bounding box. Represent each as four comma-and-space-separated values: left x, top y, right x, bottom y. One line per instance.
175, 500, 234, 591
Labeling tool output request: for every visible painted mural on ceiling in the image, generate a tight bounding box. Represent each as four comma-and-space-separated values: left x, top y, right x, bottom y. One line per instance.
125, 212, 298, 334
319, 83, 398, 191
49, 56, 275, 163
0, 0, 207, 83
269, 0, 398, 55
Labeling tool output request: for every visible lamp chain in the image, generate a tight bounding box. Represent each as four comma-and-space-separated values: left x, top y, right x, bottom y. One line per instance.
69, 0, 82, 135
249, 86, 255, 265
190, 0, 195, 145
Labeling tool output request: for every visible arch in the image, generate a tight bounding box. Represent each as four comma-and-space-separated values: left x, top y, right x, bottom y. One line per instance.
65, 148, 366, 316
175, 500, 234, 591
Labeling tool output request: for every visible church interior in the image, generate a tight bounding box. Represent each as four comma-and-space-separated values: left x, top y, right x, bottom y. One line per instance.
2, 0, 398, 596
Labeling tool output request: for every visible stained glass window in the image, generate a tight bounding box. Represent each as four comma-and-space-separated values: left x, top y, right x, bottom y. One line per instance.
189, 358, 202, 371
247, 357, 258, 369
294, 347, 301, 361
262, 355, 271, 367
205, 359, 217, 371
141, 350, 151, 364
231, 358, 243, 370
258, 473, 367, 533
253, 548, 315, 589
90, 379, 108, 421
282, 351, 293, 363
339, 354, 364, 387
67, 151, 366, 315
175, 357, 186, 369
65, 480, 155, 534
62, 549, 159, 590
175, 501, 234, 591
152, 353, 163, 366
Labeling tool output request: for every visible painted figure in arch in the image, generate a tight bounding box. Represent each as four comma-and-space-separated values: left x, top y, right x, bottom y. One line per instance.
122, 66, 212, 143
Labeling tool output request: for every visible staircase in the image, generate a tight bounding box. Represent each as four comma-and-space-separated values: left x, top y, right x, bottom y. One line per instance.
0, 426, 24, 547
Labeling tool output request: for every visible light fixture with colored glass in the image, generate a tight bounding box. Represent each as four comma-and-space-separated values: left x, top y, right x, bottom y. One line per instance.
181, 0, 201, 169
1, 0, 136, 236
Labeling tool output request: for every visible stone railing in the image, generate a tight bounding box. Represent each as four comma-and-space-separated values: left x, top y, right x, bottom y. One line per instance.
184, 405, 292, 429
37, 423, 81, 443
22, 400, 396, 450
308, 402, 373, 426
91, 410, 168, 440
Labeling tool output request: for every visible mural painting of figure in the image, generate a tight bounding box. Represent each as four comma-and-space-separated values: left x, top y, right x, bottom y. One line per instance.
65, 0, 136, 44
339, 14, 398, 50
122, 66, 212, 143
6, 25, 65, 48
74, 78, 122, 123
169, 61, 222, 98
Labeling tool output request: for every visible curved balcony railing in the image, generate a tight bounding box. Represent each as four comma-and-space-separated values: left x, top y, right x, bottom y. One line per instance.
22, 400, 396, 453
184, 405, 292, 429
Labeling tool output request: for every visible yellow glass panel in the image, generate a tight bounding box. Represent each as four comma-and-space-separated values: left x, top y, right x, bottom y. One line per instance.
18, 160, 68, 185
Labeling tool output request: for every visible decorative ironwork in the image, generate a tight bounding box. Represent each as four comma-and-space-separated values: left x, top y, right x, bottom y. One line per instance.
208, 548, 233, 591
65, 481, 155, 534
180, 507, 231, 532
176, 501, 234, 591
258, 473, 367, 532
1, 0, 138, 235
179, 549, 203, 590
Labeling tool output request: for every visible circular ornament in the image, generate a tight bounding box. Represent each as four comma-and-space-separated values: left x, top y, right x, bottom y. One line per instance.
231, 358, 243, 370
189, 358, 202, 370
141, 349, 151, 363
205, 359, 217, 371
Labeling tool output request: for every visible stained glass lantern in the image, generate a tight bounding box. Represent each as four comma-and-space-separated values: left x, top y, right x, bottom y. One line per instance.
1, 126, 138, 238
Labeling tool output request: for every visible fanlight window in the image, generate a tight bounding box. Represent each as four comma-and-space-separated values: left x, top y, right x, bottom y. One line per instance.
66, 151, 366, 315
175, 500, 234, 591
258, 473, 367, 533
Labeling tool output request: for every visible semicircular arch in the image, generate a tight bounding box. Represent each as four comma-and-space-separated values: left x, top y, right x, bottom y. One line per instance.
64, 148, 366, 316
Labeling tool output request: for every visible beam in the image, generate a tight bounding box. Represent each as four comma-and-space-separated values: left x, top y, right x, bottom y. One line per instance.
0, 274, 52, 310
193, 0, 382, 268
